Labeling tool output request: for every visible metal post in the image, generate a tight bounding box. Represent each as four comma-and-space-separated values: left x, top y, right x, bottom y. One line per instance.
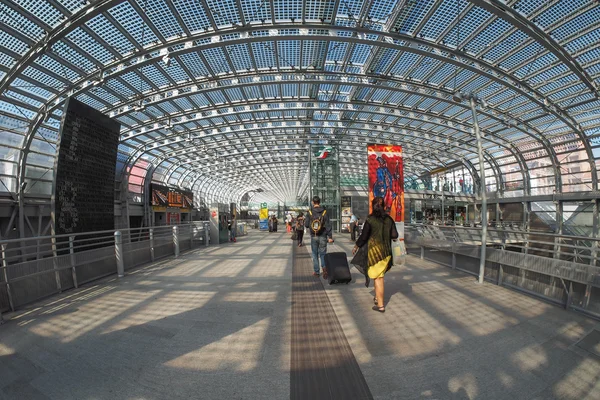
420, 246, 424, 260
115, 231, 125, 278
69, 236, 78, 288
149, 228, 155, 262
190, 224, 194, 249
469, 96, 487, 284
1, 243, 15, 312
173, 226, 179, 257
205, 222, 210, 247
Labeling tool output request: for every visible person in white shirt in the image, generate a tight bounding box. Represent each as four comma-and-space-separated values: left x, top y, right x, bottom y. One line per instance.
349, 213, 359, 241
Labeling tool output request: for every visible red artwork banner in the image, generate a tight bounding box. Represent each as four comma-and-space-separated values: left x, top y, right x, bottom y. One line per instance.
368, 144, 404, 222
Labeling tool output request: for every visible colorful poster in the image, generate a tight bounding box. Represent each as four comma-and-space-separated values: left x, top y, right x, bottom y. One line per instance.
259, 202, 268, 220
367, 144, 404, 222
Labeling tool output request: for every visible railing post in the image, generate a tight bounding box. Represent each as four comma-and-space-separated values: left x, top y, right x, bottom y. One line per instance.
205, 222, 210, 247
190, 224, 194, 249
173, 226, 179, 257
115, 231, 125, 278
1, 243, 15, 312
420, 246, 424, 260
69, 236, 78, 289
149, 228, 155, 262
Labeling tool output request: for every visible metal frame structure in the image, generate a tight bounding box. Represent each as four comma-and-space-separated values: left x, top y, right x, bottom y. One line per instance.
0, 0, 598, 237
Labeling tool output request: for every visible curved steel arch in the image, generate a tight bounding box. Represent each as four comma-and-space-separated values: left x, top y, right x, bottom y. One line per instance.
18, 25, 592, 189
129, 106, 523, 188
119, 95, 532, 172
5, 5, 596, 210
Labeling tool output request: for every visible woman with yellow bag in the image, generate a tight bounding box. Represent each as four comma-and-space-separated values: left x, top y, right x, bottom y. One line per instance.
351, 196, 399, 313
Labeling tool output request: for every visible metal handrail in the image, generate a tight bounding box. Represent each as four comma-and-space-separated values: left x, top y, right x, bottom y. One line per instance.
0, 222, 212, 314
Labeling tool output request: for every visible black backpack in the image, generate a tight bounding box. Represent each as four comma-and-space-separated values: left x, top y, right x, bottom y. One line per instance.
308, 209, 326, 235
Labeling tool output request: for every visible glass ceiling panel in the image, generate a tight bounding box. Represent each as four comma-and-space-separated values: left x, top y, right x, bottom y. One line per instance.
0, 0, 597, 202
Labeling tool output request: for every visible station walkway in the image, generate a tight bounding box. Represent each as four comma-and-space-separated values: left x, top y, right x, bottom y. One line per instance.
0, 230, 599, 400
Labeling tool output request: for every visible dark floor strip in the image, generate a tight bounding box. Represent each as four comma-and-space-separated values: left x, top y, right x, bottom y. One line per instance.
290, 243, 373, 400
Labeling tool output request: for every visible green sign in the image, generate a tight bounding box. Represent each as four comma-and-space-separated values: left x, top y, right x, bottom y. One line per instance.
313, 145, 334, 160
260, 202, 268, 209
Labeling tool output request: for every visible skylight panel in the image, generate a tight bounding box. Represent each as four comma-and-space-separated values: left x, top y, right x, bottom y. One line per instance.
394, 0, 435, 34
460, 75, 490, 95
251, 42, 277, 69
275, 0, 302, 20
444, 6, 492, 47
173, 97, 194, 110
0, 3, 45, 40
105, 78, 136, 98
0, 52, 15, 70
17, 0, 64, 28
302, 40, 327, 68
177, 53, 209, 78
226, 44, 252, 71
85, 14, 134, 57
21, 66, 66, 92
576, 45, 600, 67
242, 85, 261, 100
306, 0, 335, 20
410, 58, 442, 81
0, 30, 29, 55
325, 41, 348, 62
536, 2, 588, 32
137, 0, 184, 40
468, 18, 511, 57
484, 31, 529, 64
277, 40, 300, 68
51, 40, 96, 74
389, 51, 420, 76
240, 0, 270, 22
201, 48, 231, 74
74, 93, 105, 110
499, 42, 544, 72
350, 44, 372, 65
162, 59, 190, 82
121, 70, 153, 93
140, 64, 170, 87
89, 87, 120, 106
206, 90, 227, 104
171, 0, 211, 32
420, 0, 466, 42
224, 87, 244, 101
108, 1, 159, 47
206, 0, 242, 26
65, 28, 114, 65
34, 54, 80, 82
372, 48, 399, 74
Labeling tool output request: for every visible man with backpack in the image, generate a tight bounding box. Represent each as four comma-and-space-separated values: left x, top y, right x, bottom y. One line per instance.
305, 196, 333, 277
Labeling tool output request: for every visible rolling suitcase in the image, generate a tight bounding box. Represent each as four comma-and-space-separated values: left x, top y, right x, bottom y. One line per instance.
324, 243, 352, 285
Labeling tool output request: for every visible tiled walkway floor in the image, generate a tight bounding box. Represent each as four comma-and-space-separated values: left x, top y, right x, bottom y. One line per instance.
0, 230, 599, 400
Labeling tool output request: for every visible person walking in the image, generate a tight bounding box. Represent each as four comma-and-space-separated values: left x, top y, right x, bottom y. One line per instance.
349, 213, 359, 241
296, 212, 305, 247
228, 217, 237, 242
305, 196, 333, 277
352, 196, 398, 313
272, 215, 278, 232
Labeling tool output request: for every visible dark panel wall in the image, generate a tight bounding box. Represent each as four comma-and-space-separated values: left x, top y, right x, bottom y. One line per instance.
53, 98, 120, 235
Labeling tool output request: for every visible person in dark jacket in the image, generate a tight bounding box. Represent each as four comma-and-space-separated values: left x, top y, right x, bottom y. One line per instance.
296, 212, 305, 247
305, 196, 333, 277
352, 196, 398, 313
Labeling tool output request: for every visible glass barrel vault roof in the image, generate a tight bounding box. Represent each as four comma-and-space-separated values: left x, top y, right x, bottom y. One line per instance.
0, 0, 599, 203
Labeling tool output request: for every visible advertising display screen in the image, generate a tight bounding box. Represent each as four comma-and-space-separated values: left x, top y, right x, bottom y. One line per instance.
53, 98, 120, 234
341, 196, 352, 232
151, 184, 193, 208
367, 144, 404, 222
